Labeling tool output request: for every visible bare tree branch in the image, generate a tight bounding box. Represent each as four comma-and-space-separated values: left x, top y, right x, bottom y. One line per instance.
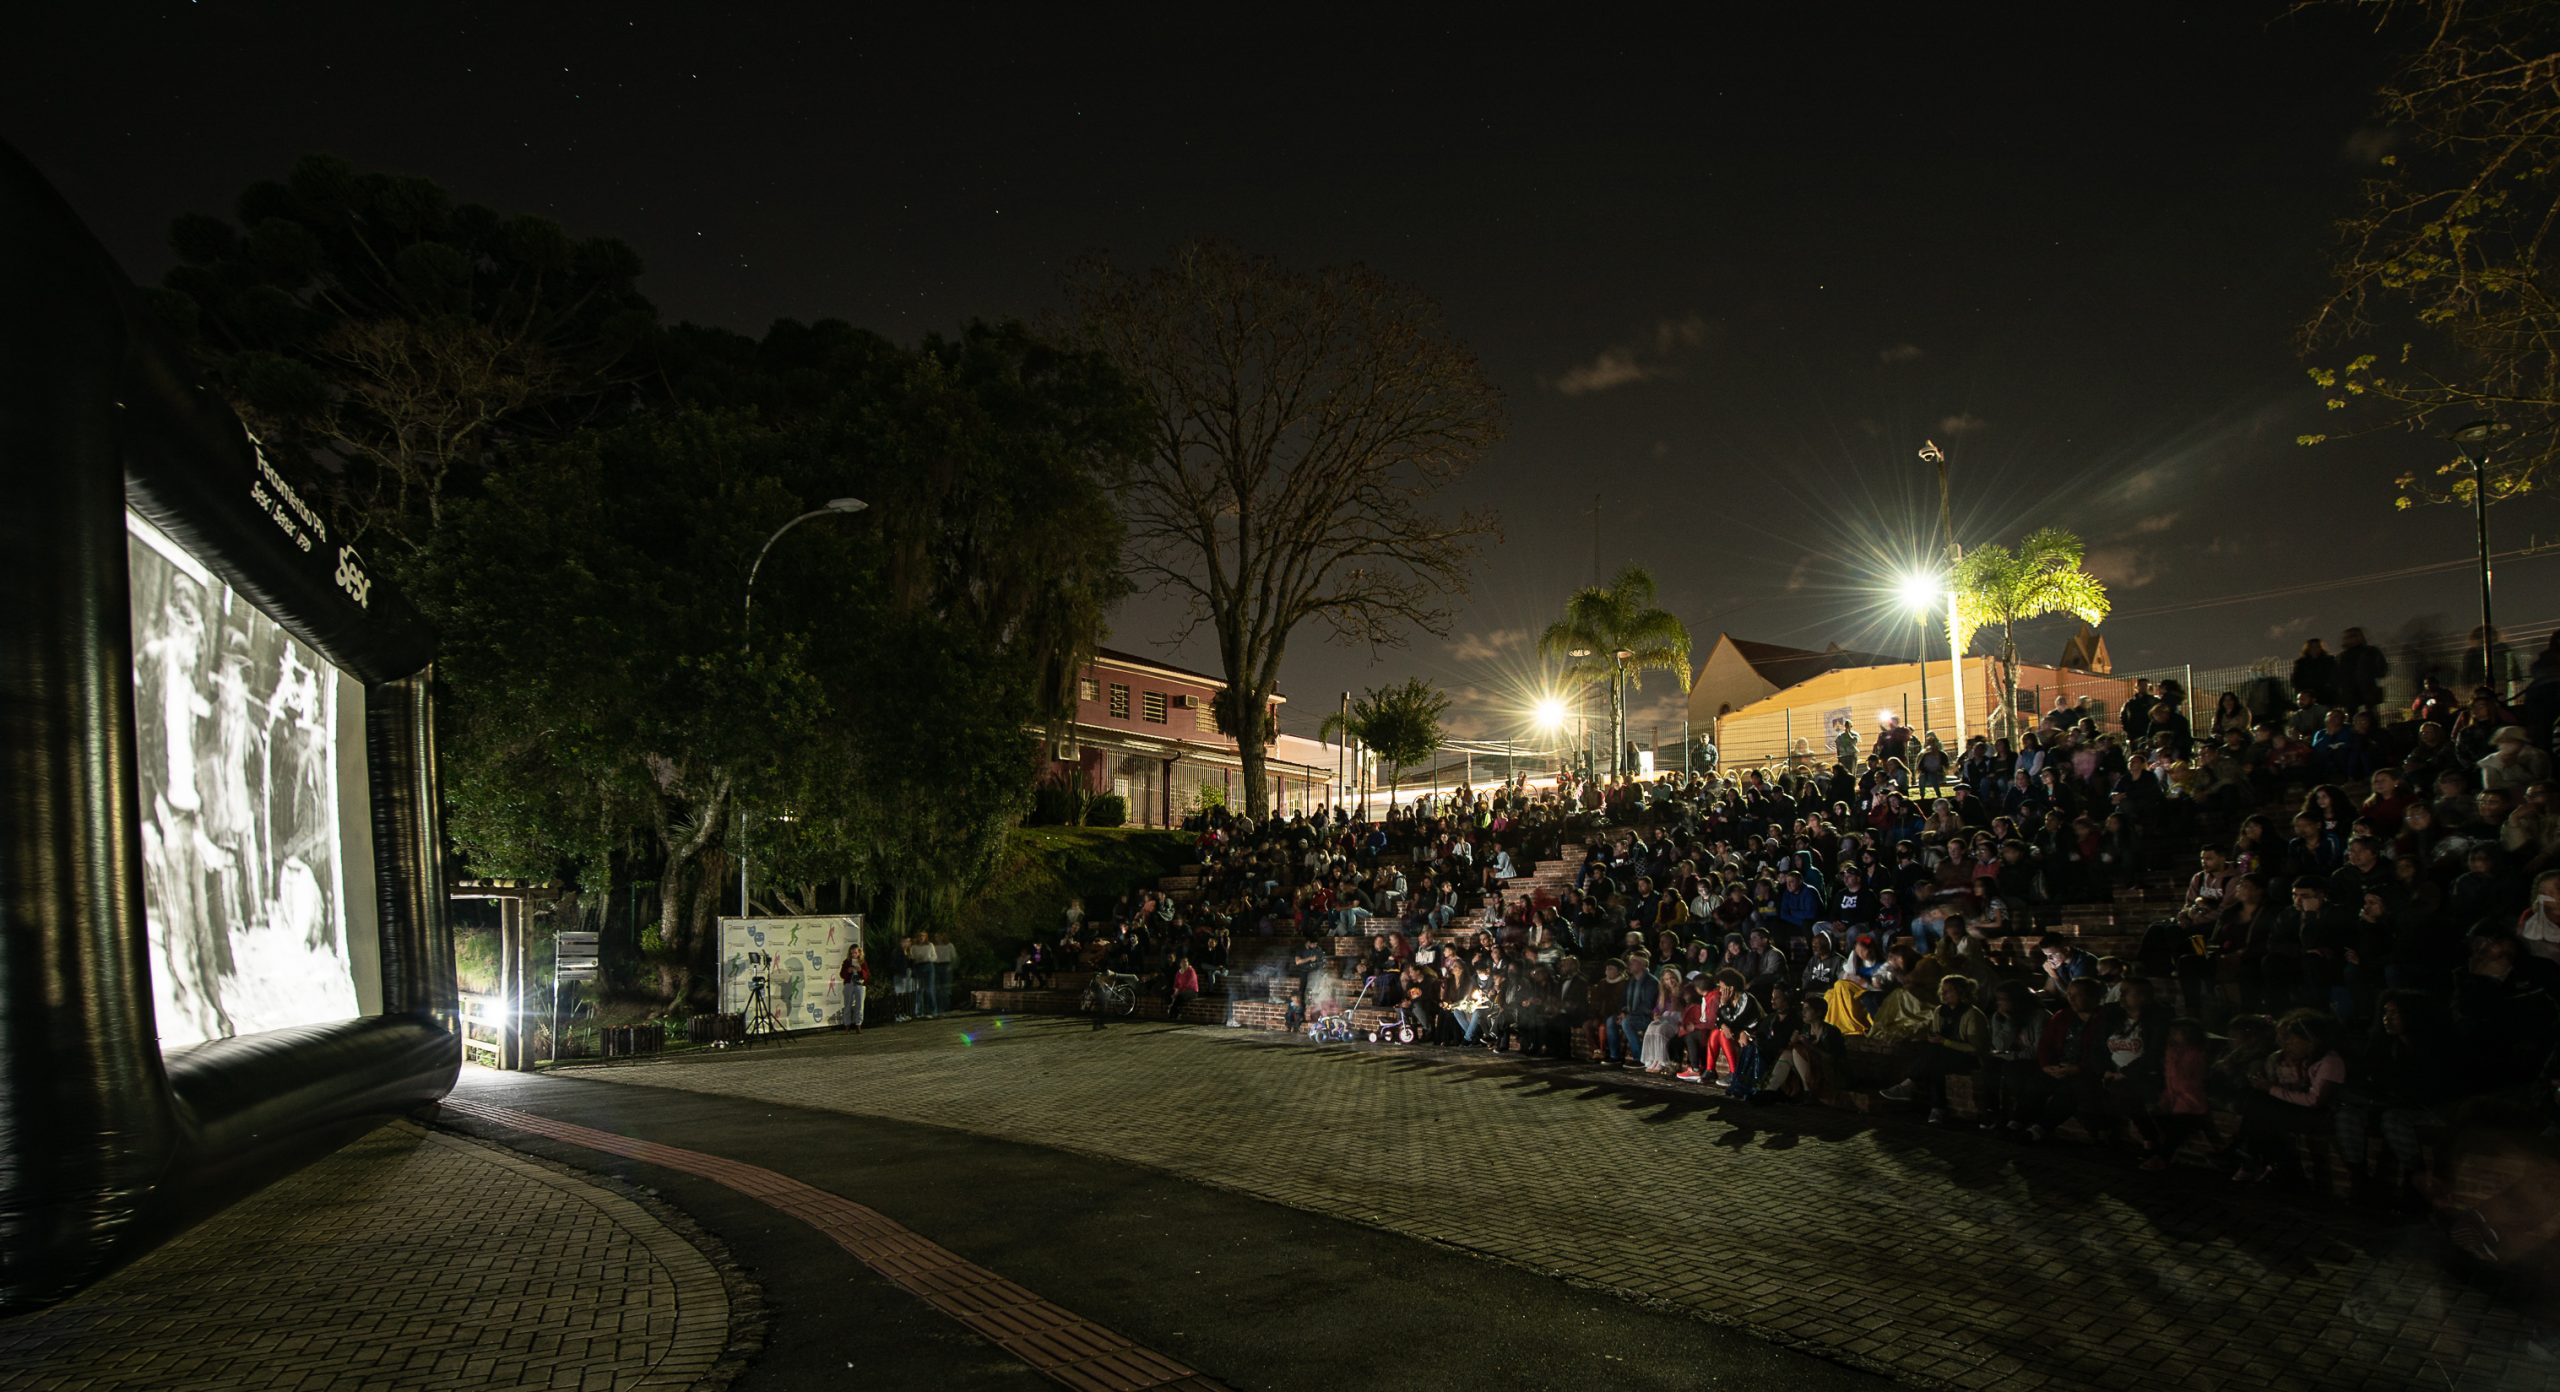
1068, 241, 1503, 815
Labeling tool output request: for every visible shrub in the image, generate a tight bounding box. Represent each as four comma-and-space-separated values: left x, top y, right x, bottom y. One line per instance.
1084, 792, 1128, 827
1027, 773, 1088, 827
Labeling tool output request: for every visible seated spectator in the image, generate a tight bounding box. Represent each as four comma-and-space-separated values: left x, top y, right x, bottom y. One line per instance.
1754, 994, 1845, 1104
1977, 980, 2047, 1132
1698, 967, 1764, 1093
2139, 1018, 2212, 1171
2480, 725, 2553, 795
2335, 990, 2446, 1207
2218, 1008, 2347, 1186
1878, 973, 1989, 1122
2095, 978, 2170, 1152
2019, 977, 2109, 1144
1863, 945, 1940, 1043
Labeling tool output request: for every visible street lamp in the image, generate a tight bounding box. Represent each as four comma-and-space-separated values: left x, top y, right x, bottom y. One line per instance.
1534, 695, 1567, 786
739, 496, 869, 913
1919, 439, 1967, 742
2450, 419, 2508, 696
1896, 570, 1943, 745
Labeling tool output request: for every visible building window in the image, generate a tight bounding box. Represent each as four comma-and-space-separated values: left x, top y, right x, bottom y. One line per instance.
1195, 701, 1218, 735
1108, 683, 1130, 719
1079, 677, 1099, 703
1142, 690, 1168, 724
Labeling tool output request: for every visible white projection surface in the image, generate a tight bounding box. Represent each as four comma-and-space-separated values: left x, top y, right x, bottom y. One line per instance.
127, 511, 377, 1049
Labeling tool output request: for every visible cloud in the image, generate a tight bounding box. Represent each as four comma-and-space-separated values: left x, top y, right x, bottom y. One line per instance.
2265, 615, 2317, 641
1879, 343, 1924, 365
1446, 626, 1528, 663
2114, 461, 2176, 502
1936, 412, 1987, 436
1552, 314, 1711, 396
1782, 552, 1825, 594
2129, 511, 2181, 535
2083, 543, 2159, 592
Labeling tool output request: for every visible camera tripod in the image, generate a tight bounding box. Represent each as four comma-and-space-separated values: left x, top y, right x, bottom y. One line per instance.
741, 974, 790, 1046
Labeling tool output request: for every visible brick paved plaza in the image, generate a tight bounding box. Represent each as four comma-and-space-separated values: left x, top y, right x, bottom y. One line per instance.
576, 1018, 2539, 1392
0, 1124, 741, 1392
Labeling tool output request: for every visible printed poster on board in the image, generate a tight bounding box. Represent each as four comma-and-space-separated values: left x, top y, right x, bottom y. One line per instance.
718, 915, 862, 1029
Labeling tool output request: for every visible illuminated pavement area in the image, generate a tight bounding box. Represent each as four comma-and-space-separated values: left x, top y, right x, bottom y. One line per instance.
521, 1015, 2544, 1392
0, 1123, 742, 1392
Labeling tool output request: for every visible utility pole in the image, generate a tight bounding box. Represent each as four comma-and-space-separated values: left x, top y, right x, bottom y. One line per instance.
1920, 439, 1967, 742
2452, 420, 2509, 695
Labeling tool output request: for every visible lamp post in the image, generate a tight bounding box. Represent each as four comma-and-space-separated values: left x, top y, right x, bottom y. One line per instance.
2450, 419, 2509, 696
1534, 696, 1567, 788
738, 497, 868, 914
1897, 571, 1942, 747
1919, 439, 1967, 741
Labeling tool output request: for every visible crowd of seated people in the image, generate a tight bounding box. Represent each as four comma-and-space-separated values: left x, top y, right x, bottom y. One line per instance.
1024, 778, 1586, 1021
1006, 629, 2560, 1218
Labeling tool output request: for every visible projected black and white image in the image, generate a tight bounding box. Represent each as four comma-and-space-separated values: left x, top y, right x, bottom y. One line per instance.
127, 514, 364, 1048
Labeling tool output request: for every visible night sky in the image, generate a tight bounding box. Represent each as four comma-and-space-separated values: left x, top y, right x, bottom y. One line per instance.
11, 3, 2545, 744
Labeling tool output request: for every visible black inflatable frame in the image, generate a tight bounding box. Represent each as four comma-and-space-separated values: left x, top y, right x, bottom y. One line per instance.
0, 143, 459, 1309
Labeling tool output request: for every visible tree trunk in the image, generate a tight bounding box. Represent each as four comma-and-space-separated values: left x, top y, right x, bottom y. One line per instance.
1999, 625, 2021, 740
654, 774, 732, 990
1611, 669, 1628, 781
1238, 732, 1269, 821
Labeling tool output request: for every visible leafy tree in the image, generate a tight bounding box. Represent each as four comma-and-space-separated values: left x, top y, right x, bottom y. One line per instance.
418, 408, 829, 1001
1951, 528, 2111, 738
1069, 240, 1503, 819
2299, 0, 2560, 504
1537, 565, 1692, 780
1320, 678, 1449, 809
152, 154, 658, 552
419, 320, 1140, 1002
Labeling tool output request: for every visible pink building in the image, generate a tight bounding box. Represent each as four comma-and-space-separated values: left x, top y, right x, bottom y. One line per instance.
1043, 648, 1334, 827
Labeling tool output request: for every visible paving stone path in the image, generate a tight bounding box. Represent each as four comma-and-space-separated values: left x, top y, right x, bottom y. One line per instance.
572, 1017, 2542, 1392
0, 1123, 739, 1392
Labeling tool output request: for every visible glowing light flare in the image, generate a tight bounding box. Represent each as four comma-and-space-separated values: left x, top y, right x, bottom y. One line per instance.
1532, 696, 1569, 733
1895, 570, 1946, 616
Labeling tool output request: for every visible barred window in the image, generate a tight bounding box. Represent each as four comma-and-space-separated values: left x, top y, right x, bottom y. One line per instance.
1108, 683, 1130, 719
1079, 677, 1100, 703
1196, 701, 1218, 735
1142, 690, 1168, 723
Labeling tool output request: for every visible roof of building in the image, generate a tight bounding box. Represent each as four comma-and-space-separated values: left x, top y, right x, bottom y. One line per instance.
1719, 634, 1904, 689
1089, 646, 1289, 704
1093, 645, 1226, 688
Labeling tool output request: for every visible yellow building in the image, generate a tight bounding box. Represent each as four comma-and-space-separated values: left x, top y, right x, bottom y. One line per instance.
1713, 655, 2138, 767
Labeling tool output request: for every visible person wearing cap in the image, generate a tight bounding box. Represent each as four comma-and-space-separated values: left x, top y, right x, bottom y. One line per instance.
2478, 725, 2552, 795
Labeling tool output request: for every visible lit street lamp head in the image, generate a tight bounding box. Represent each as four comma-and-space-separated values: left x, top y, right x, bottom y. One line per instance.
1533, 696, 1567, 734
1895, 570, 1944, 616
825, 497, 869, 513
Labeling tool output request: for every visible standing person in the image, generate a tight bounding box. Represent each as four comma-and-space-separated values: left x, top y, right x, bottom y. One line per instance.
2337, 627, 2389, 713
1834, 718, 1860, 767
889, 933, 916, 1022
838, 942, 869, 1033
922, 932, 950, 1019
2292, 638, 2340, 710
2120, 680, 2159, 741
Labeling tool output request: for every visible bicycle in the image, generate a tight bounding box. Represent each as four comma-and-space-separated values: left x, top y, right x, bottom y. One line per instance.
1082, 971, 1139, 1018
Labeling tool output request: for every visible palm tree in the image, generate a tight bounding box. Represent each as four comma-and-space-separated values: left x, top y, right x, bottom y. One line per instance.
1319, 679, 1449, 811
1951, 527, 2111, 738
1537, 564, 1692, 781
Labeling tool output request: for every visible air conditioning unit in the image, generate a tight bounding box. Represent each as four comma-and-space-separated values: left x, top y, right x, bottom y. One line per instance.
1177, 694, 1203, 709
1055, 737, 1079, 762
